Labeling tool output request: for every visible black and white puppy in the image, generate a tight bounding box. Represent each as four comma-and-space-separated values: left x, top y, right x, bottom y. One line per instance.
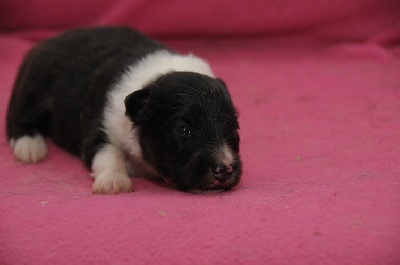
6, 27, 242, 194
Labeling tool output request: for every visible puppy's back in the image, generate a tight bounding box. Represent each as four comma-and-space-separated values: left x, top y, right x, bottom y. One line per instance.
6, 27, 169, 155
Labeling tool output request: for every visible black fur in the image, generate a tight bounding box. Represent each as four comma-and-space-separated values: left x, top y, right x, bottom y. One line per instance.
6, 27, 242, 192
7, 27, 167, 163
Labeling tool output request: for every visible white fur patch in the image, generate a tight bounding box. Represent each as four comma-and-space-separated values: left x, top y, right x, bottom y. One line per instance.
12, 135, 47, 163
103, 50, 214, 159
91, 144, 133, 194
218, 143, 234, 166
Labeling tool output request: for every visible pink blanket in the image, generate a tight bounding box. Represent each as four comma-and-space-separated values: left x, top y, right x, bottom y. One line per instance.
1, 1, 400, 264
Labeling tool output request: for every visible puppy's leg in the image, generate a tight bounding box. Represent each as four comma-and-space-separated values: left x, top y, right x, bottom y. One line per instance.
7, 87, 49, 164
7, 101, 48, 163
6, 52, 53, 163
91, 144, 133, 194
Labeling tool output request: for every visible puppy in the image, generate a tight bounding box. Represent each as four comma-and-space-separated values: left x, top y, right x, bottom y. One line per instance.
6, 27, 242, 194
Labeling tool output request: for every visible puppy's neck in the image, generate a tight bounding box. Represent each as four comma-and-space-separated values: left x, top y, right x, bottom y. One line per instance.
119, 50, 214, 94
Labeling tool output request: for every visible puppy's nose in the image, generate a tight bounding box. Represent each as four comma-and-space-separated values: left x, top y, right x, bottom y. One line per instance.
211, 164, 233, 181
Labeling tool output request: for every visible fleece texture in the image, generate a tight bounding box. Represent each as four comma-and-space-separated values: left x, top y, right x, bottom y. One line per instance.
1, 1, 400, 264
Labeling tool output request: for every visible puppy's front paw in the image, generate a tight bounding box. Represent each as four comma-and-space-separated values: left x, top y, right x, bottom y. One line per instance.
91, 144, 132, 194
11, 135, 47, 163
92, 173, 133, 194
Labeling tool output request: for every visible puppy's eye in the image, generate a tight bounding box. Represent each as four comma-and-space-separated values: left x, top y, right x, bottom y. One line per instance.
176, 125, 191, 136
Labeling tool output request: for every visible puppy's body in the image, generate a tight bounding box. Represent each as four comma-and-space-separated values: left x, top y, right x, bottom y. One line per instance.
6, 27, 242, 193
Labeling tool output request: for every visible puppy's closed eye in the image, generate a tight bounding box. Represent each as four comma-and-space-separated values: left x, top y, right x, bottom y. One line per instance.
176, 125, 191, 136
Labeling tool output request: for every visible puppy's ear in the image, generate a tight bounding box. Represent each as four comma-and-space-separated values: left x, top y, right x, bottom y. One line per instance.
124, 89, 154, 123
215, 77, 233, 100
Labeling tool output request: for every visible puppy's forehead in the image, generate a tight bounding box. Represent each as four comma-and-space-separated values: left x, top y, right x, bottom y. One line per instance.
183, 93, 239, 131
150, 71, 238, 125
153, 72, 225, 95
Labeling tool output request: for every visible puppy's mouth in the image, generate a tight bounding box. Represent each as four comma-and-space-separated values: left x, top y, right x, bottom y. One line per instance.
163, 171, 240, 193
189, 179, 239, 193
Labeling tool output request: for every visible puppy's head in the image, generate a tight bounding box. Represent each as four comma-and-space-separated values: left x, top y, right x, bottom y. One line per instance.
125, 72, 241, 192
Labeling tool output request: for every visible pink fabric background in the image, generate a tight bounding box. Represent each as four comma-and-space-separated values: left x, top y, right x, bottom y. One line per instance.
1, 1, 400, 264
